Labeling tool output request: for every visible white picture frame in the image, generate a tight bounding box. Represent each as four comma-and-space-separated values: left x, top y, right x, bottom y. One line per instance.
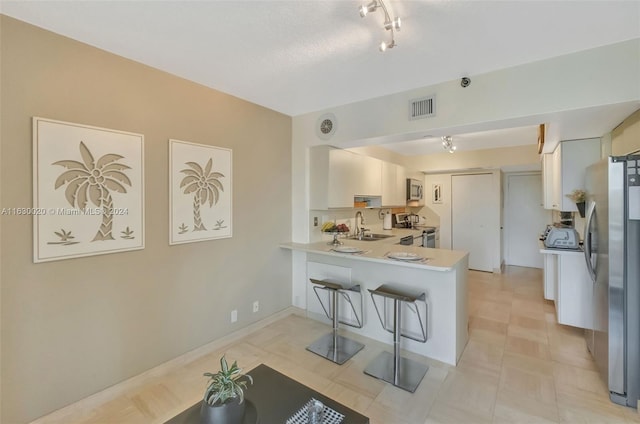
432, 183, 442, 204
33, 117, 145, 263
169, 139, 232, 245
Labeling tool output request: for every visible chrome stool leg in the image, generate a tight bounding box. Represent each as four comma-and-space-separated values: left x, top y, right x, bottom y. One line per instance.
364, 285, 428, 392
306, 279, 364, 365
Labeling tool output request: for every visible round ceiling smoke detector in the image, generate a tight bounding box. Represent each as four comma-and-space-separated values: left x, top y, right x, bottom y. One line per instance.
316, 113, 338, 140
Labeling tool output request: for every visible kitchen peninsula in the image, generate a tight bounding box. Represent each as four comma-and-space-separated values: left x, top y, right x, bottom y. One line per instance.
281, 233, 469, 366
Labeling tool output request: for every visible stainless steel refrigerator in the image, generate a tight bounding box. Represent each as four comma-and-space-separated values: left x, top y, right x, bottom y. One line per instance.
584, 155, 640, 408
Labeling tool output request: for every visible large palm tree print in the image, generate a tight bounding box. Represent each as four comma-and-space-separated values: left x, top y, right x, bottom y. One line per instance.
180, 158, 224, 231
53, 141, 132, 241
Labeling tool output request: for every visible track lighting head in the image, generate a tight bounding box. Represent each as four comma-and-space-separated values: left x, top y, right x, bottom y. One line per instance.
442, 136, 456, 153
379, 39, 396, 52
358, 0, 400, 52
384, 17, 401, 31
359, 0, 378, 18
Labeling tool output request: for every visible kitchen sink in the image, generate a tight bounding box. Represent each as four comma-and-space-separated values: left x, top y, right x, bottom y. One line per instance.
348, 233, 394, 241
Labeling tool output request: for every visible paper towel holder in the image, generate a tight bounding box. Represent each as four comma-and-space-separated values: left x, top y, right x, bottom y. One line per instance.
383, 210, 392, 230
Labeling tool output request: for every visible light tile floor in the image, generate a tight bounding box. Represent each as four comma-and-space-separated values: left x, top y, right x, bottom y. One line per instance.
33, 266, 640, 423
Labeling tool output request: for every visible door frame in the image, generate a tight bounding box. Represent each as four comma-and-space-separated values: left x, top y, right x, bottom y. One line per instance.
451, 172, 497, 272
503, 171, 550, 267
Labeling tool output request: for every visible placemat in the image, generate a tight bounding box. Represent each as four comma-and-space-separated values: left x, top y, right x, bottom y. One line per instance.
286, 397, 344, 424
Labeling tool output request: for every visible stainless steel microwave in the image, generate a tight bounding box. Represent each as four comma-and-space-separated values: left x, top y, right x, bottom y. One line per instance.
407, 178, 423, 201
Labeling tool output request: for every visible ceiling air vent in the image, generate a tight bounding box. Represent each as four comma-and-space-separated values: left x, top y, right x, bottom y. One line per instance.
316, 113, 338, 140
409, 95, 435, 120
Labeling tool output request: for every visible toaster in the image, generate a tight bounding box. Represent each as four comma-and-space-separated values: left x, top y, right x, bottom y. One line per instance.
544, 227, 580, 249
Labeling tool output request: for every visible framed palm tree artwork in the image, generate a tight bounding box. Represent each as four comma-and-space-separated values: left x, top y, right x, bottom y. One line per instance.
32, 117, 144, 262
169, 139, 232, 245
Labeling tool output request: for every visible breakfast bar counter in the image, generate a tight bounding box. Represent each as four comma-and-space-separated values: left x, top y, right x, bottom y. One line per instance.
281, 239, 469, 366
280, 240, 467, 271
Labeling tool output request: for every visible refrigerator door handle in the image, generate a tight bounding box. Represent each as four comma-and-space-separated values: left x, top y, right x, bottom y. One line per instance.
584, 200, 596, 283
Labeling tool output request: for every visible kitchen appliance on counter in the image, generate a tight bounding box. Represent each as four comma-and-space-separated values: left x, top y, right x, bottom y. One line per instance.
540, 225, 553, 241
397, 228, 436, 248
422, 228, 436, 248
407, 178, 423, 202
584, 155, 640, 409
393, 213, 411, 228
398, 235, 417, 246
543, 227, 580, 249
393, 213, 424, 229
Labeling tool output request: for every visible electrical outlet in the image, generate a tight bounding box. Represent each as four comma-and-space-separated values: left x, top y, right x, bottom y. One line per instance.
314, 217, 318, 226
252, 301, 259, 313
231, 309, 238, 323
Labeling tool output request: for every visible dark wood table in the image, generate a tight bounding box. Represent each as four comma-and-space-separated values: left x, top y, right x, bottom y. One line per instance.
165, 364, 369, 423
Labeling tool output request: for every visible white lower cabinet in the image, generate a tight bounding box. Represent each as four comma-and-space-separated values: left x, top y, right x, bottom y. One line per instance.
554, 251, 594, 329
543, 253, 557, 300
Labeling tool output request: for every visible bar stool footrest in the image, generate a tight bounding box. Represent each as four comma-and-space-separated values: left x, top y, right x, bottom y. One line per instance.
306, 333, 364, 365
363, 351, 428, 393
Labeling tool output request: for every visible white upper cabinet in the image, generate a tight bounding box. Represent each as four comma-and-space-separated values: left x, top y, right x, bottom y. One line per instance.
352, 153, 382, 197
327, 148, 358, 208
382, 161, 406, 207
310, 146, 385, 209
542, 138, 600, 211
541, 153, 557, 209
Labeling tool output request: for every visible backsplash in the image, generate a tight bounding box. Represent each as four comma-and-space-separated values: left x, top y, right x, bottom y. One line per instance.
308, 206, 432, 242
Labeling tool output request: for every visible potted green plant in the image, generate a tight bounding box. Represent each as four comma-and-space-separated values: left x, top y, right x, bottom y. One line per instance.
566, 189, 586, 217
200, 355, 253, 424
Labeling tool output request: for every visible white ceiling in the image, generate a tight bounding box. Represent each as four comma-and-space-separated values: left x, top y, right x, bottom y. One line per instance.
2, 0, 640, 154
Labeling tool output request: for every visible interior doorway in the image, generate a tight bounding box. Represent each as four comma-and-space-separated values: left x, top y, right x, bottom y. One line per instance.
504, 173, 551, 268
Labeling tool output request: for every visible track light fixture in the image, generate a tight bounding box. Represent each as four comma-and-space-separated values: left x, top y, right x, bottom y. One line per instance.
379, 39, 395, 52
384, 17, 402, 31
359, 0, 378, 17
442, 136, 457, 153
359, 0, 400, 52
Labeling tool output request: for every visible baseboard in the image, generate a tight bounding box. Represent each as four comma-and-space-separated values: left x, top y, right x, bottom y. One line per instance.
29, 306, 303, 424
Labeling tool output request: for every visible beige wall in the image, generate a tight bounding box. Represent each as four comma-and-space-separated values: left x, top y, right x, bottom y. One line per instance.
0, 16, 292, 424
612, 108, 640, 155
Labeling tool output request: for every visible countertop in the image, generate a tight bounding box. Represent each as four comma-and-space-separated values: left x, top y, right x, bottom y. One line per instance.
281, 229, 467, 272
538, 240, 584, 255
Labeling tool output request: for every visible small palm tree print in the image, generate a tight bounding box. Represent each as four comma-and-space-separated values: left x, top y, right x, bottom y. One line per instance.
179, 158, 224, 231
47, 229, 79, 245
120, 227, 135, 239
53, 141, 132, 241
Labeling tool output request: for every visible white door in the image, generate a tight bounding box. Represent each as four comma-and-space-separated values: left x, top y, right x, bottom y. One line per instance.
505, 173, 551, 268
452, 174, 494, 272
